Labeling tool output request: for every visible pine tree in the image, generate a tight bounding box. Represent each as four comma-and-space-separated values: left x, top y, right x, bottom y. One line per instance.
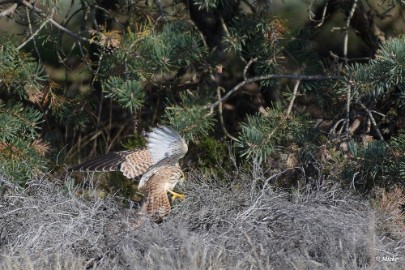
0, 41, 49, 182
0, 0, 404, 190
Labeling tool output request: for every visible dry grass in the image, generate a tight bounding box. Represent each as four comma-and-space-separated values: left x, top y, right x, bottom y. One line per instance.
0, 172, 404, 270
373, 187, 405, 240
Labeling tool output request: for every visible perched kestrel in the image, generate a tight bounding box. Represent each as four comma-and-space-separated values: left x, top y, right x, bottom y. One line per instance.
70, 125, 188, 222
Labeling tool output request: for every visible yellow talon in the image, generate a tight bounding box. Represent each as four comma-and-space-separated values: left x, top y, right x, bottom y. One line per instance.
168, 190, 185, 200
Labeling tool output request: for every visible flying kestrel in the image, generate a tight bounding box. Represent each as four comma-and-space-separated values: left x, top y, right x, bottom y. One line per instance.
70, 125, 188, 222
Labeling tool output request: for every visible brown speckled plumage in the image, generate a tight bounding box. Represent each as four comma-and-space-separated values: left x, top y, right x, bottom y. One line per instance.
69, 149, 153, 179
139, 165, 184, 222
69, 125, 188, 222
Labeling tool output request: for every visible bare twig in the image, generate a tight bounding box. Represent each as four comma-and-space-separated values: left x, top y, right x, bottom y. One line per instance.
20, 0, 95, 45
90, 51, 104, 85
206, 73, 346, 110
24, 6, 43, 64
239, 167, 297, 219
216, 87, 239, 141
343, 0, 358, 65
48, 18, 93, 43
220, 16, 230, 37
308, 0, 329, 28
307, 0, 317, 21
351, 172, 359, 189
286, 79, 301, 116
345, 83, 351, 138
359, 102, 385, 142
0, 3, 17, 17
227, 142, 239, 174
343, 1, 358, 139
243, 58, 257, 81
187, 19, 208, 49
370, 110, 386, 117
105, 122, 127, 153
17, 17, 50, 50
329, 119, 345, 136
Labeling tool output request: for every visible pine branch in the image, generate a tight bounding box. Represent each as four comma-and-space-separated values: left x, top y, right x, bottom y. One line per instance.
286, 80, 301, 116
19, 0, 97, 45
207, 73, 346, 110
359, 102, 385, 142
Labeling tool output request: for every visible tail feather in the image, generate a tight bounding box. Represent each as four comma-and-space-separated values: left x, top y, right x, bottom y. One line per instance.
142, 189, 171, 223
68, 151, 131, 172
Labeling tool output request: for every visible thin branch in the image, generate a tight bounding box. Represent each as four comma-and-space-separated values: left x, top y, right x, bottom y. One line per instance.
329, 119, 346, 136
243, 58, 257, 81
308, 0, 328, 28
370, 110, 386, 117
343, 0, 358, 64
20, 0, 96, 45
216, 87, 239, 141
227, 142, 239, 174
317, 1, 328, 27
238, 167, 297, 219
359, 102, 385, 141
187, 19, 208, 49
206, 73, 346, 110
307, 0, 317, 21
351, 172, 359, 189
48, 18, 93, 43
345, 83, 351, 138
286, 79, 301, 116
90, 51, 104, 85
24, 6, 42, 64
220, 16, 230, 37
343, 0, 358, 139
0, 3, 17, 17
17, 17, 49, 50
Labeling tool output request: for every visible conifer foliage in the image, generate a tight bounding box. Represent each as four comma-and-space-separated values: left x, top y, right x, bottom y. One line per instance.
0, 42, 48, 182
0, 0, 404, 191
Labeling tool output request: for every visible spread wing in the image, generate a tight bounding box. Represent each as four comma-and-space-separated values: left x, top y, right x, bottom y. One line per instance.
68, 125, 187, 182
119, 149, 153, 179
139, 125, 188, 188
147, 125, 188, 164
69, 149, 152, 179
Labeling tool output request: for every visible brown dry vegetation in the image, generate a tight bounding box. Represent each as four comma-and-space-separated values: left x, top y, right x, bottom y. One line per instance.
0, 171, 403, 270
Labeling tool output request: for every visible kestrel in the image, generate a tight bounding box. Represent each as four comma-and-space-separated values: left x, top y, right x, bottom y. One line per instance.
70, 125, 188, 222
